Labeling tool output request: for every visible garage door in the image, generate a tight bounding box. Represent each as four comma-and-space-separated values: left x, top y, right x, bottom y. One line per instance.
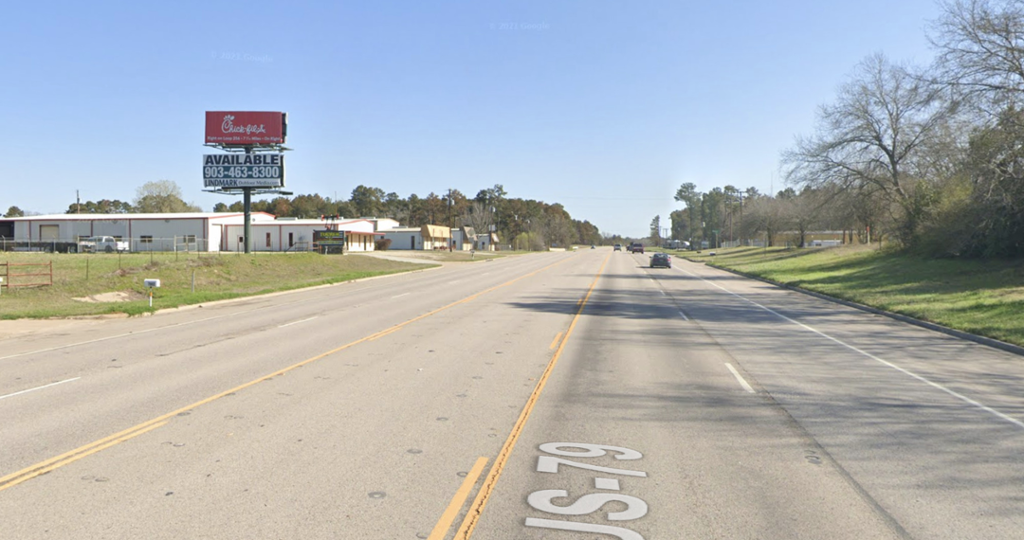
39, 225, 59, 241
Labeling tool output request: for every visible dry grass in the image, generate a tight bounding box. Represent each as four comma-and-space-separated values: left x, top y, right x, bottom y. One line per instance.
0, 251, 432, 319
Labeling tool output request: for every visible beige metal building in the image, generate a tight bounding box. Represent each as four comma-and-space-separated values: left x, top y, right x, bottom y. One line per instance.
382, 224, 451, 250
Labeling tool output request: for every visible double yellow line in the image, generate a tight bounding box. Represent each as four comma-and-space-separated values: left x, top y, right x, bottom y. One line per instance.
0, 254, 575, 493
440, 252, 611, 540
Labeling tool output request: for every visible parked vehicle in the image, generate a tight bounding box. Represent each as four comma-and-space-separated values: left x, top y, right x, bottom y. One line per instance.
650, 252, 671, 268
78, 236, 129, 253
628, 242, 645, 254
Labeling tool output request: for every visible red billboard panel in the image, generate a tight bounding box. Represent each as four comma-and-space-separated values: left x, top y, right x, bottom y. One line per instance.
205, 111, 286, 145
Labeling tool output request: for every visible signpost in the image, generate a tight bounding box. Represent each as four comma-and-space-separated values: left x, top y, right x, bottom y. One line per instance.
313, 230, 345, 255
203, 111, 292, 254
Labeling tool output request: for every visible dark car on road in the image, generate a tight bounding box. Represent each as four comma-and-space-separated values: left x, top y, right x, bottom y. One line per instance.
628, 242, 645, 254
650, 252, 671, 268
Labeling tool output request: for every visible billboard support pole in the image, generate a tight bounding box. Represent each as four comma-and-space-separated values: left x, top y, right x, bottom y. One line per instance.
243, 187, 252, 254
243, 146, 252, 254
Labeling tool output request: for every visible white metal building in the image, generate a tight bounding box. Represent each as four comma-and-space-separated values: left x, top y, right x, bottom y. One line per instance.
451, 226, 476, 251
221, 218, 383, 252
361, 218, 400, 232
382, 224, 451, 250
2, 212, 276, 252
476, 232, 499, 251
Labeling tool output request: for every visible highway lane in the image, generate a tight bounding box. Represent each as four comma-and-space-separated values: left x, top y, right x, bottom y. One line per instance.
0, 250, 595, 539
469, 250, 906, 540
0, 252, 569, 477
640, 252, 1024, 540
2, 248, 1023, 538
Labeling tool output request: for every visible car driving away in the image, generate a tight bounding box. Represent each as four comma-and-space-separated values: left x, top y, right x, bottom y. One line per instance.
614, 243, 622, 251
650, 252, 671, 268
628, 242, 645, 254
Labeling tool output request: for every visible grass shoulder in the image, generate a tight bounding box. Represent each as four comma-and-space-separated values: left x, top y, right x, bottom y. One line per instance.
677, 245, 1024, 348
0, 252, 435, 319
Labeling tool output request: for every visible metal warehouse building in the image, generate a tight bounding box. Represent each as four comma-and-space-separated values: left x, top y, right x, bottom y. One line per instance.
383, 224, 451, 250
0, 212, 277, 252
221, 218, 383, 252
0, 213, 383, 253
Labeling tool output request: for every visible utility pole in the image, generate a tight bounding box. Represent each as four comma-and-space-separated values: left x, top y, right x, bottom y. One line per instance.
447, 189, 453, 252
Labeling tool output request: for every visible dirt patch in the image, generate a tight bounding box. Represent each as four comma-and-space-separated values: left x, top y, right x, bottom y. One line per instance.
74, 291, 147, 303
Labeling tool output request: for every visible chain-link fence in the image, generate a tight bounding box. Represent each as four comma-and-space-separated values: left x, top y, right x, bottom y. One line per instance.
0, 236, 227, 253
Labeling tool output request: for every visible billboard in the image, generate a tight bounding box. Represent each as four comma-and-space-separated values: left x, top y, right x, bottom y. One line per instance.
203, 153, 285, 188
205, 111, 286, 145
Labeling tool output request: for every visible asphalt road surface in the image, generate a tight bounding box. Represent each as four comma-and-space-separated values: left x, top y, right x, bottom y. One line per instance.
2, 248, 1023, 539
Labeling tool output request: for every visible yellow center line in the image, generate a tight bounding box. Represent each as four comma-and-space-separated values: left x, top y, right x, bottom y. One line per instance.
548, 332, 563, 350
454, 252, 611, 539
427, 457, 489, 540
0, 421, 167, 491
0, 254, 575, 493
368, 326, 402, 341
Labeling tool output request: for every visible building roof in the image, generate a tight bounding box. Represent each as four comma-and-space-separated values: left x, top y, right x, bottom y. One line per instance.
2, 212, 275, 221
422, 224, 451, 238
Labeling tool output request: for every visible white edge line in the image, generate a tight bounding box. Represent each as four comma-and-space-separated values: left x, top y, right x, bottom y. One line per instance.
0, 313, 233, 363
390, 292, 411, 299
278, 316, 318, 328
0, 377, 81, 401
679, 266, 1024, 430
678, 310, 689, 321
725, 363, 755, 393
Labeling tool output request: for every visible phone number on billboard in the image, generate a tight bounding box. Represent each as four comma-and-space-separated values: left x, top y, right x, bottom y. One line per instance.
204, 166, 282, 179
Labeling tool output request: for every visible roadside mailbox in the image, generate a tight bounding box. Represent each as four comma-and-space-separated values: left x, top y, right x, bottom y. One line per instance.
144, 279, 161, 307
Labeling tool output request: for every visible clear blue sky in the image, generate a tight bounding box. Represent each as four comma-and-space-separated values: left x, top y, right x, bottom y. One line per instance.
1, 0, 942, 237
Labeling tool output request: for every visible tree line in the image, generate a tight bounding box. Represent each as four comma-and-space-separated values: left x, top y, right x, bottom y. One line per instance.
212, 184, 602, 249
670, 0, 1024, 258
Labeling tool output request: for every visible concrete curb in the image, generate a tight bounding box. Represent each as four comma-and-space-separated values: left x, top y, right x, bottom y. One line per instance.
700, 261, 1024, 358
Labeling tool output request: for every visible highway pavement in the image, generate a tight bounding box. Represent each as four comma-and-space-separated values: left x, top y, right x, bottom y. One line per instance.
1, 248, 1023, 539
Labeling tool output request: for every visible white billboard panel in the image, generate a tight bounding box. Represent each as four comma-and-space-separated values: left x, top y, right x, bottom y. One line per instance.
203, 153, 285, 188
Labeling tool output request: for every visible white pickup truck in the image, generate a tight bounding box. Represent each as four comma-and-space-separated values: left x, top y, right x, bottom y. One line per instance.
78, 236, 130, 253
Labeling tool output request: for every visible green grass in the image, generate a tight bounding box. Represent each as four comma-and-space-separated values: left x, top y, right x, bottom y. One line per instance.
679, 245, 1024, 347
0, 251, 434, 319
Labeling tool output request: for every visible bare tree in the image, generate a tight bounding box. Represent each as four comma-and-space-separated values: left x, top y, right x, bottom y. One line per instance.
783, 53, 957, 244
461, 202, 495, 234
931, 0, 1024, 107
